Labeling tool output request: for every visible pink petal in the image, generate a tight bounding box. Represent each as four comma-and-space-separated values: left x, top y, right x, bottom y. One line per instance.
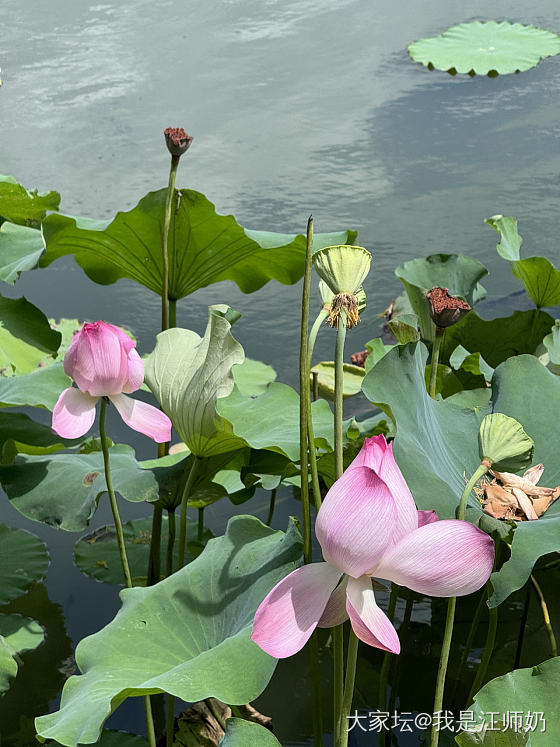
64, 331, 95, 393
315, 466, 397, 578
317, 577, 349, 628
52, 387, 98, 439
109, 393, 171, 442
373, 520, 495, 597
252, 563, 342, 658
417, 510, 439, 527
346, 576, 400, 653
349, 436, 418, 543
123, 348, 144, 393
83, 323, 129, 396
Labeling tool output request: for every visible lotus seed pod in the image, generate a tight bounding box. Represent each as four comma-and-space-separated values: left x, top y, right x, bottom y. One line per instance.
314, 246, 371, 328
427, 287, 471, 328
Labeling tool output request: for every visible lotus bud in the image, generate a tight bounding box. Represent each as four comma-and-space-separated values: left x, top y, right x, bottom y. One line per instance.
478, 413, 535, 472
164, 127, 193, 157
426, 286, 471, 329
314, 245, 371, 328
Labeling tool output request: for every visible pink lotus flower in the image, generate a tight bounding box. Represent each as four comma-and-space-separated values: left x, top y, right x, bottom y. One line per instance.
252, 435, 494, 657
52, 321, 171, 443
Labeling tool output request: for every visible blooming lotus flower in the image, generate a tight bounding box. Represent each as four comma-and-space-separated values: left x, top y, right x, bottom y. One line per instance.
52, 321, 171, 443
252, 435, 494, 657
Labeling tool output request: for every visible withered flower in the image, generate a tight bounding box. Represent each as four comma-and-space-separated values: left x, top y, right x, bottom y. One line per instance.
427, 287, 471, 329
481, 463, 560, 521
314, 245, 371, 328
164, 127, 193, 157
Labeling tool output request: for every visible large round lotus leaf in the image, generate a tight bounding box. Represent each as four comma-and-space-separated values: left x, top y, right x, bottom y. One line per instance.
232, 358, 276, 397
460, 657, 560, 746
74, 516, 212, 585
0, 222, 44, 285
40, 187, 357, 300
0, 174, 60, 228
35, 516, 302, 746
362, 343, 560, 608
0, 444, 172, 532
409, 21, 560, 76
220, 718, 282, 746
0, 525, 49, 604
0, 295, 61, 375
0, 614, 45, 694
310, 361, 365, 400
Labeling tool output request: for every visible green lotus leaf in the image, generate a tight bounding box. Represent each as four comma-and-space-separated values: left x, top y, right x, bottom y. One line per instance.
441, 310, 554, 369
461, 656, 560, 746
0, 614, 45, 694
364, 338, 396, 371
232, 358, 276, 397
450, 344, 494, 382
310, 361, 365, 400
362, 344, 560, 606
456, 726, 531, 745
0, 444, 171, 531
40, 188, 356, 299
512, 257, 560, 308
423, 363, 463, 398
395, 254, 487, 340
0, 175, 60, 228
388, 313, 420, 344
0, 411, 80, 462
409, 21, 560, 76
220, 718, 282, 746
145, 305, 245, 458
217, 382, 334, 462
0, 222, 44, 284
485, 215, 522, 261
51, 732, 148, 747
74, 516, 212, 586
35, 516, 302, 746
0, 362, 70, 410
0, 295, 61, 374
0, 525, 49, 604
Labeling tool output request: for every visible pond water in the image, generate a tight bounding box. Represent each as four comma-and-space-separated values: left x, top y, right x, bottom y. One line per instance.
1, 0, 560, 744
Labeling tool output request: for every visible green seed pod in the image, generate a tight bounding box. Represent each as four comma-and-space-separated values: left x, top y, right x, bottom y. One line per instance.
478, 413, 535, 472
314, 246, 371, 328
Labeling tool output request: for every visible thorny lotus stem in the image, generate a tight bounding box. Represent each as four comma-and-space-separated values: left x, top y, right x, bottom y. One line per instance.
334, 310, 347, 478
452, 587, 487, 702
378, 585, 399, 747
514, 583, 531, 669
147, 504, 163, 585
307, 309, 328, 513
338, 629, 359, 747
429, 326, 445, 398
531, 574, 558, 658
312, 370, 319, 401
388, 596, 413, 717
169, 298, 177, 328
178, 456, 200, 568
467, 583, 498, 704
308, 632, 324, 747
166, 509, 176, 577
431, 462, 489, 747
299, 215, 314, 565
161, 154, 180, 331
99, 398, 156, 747
265, 488, 277, 526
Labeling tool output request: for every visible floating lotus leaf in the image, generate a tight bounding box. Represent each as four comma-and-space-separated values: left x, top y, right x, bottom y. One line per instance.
310, 361, 365, 400
0, 444, 172, 531
232, 358, 276, 397
409, 21, 560, 76
0, 175, 60, 228
460, 656, 560, 746
217, 382, 334, 462
74, 517, 212, 586
0, 614, 44, 694
0, 525, 49, 604
0, 295, 61, 374
145, 306, 245, 458
35, 516, 302, 746
362, 343, 560, 607
40, 188, 357, 299
395, 254, 487, 340
220, 718, 282, 746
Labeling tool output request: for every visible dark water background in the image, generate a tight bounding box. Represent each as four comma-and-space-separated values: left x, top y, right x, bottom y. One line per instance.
1, 0, 560, 743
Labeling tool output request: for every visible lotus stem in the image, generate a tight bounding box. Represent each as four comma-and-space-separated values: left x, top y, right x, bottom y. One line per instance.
178, 456, 200, 568
169, 298, 177, 328
334, 310, 347, 479
166, 509, 176, 577
299, 215, 314, 565
333, 624, 344, 746
307, 309, 328, 513
161, 154, 179, 332
312, 371, 319, 401
429, 326, 445, 398
452, 587, 486, 703
430, 462, 489, 747
338, 629, 359, 747
514, 582, 531, 669
308, 631, 324, 747
99, 398, 156, 747
378, 585, 399, 747
388, 596, 413, 717
147, 504, 163, 586
467, 585, 498, 704
531, 573, 557, 658
265, 488, 277, 526
197, 507, 204, 543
